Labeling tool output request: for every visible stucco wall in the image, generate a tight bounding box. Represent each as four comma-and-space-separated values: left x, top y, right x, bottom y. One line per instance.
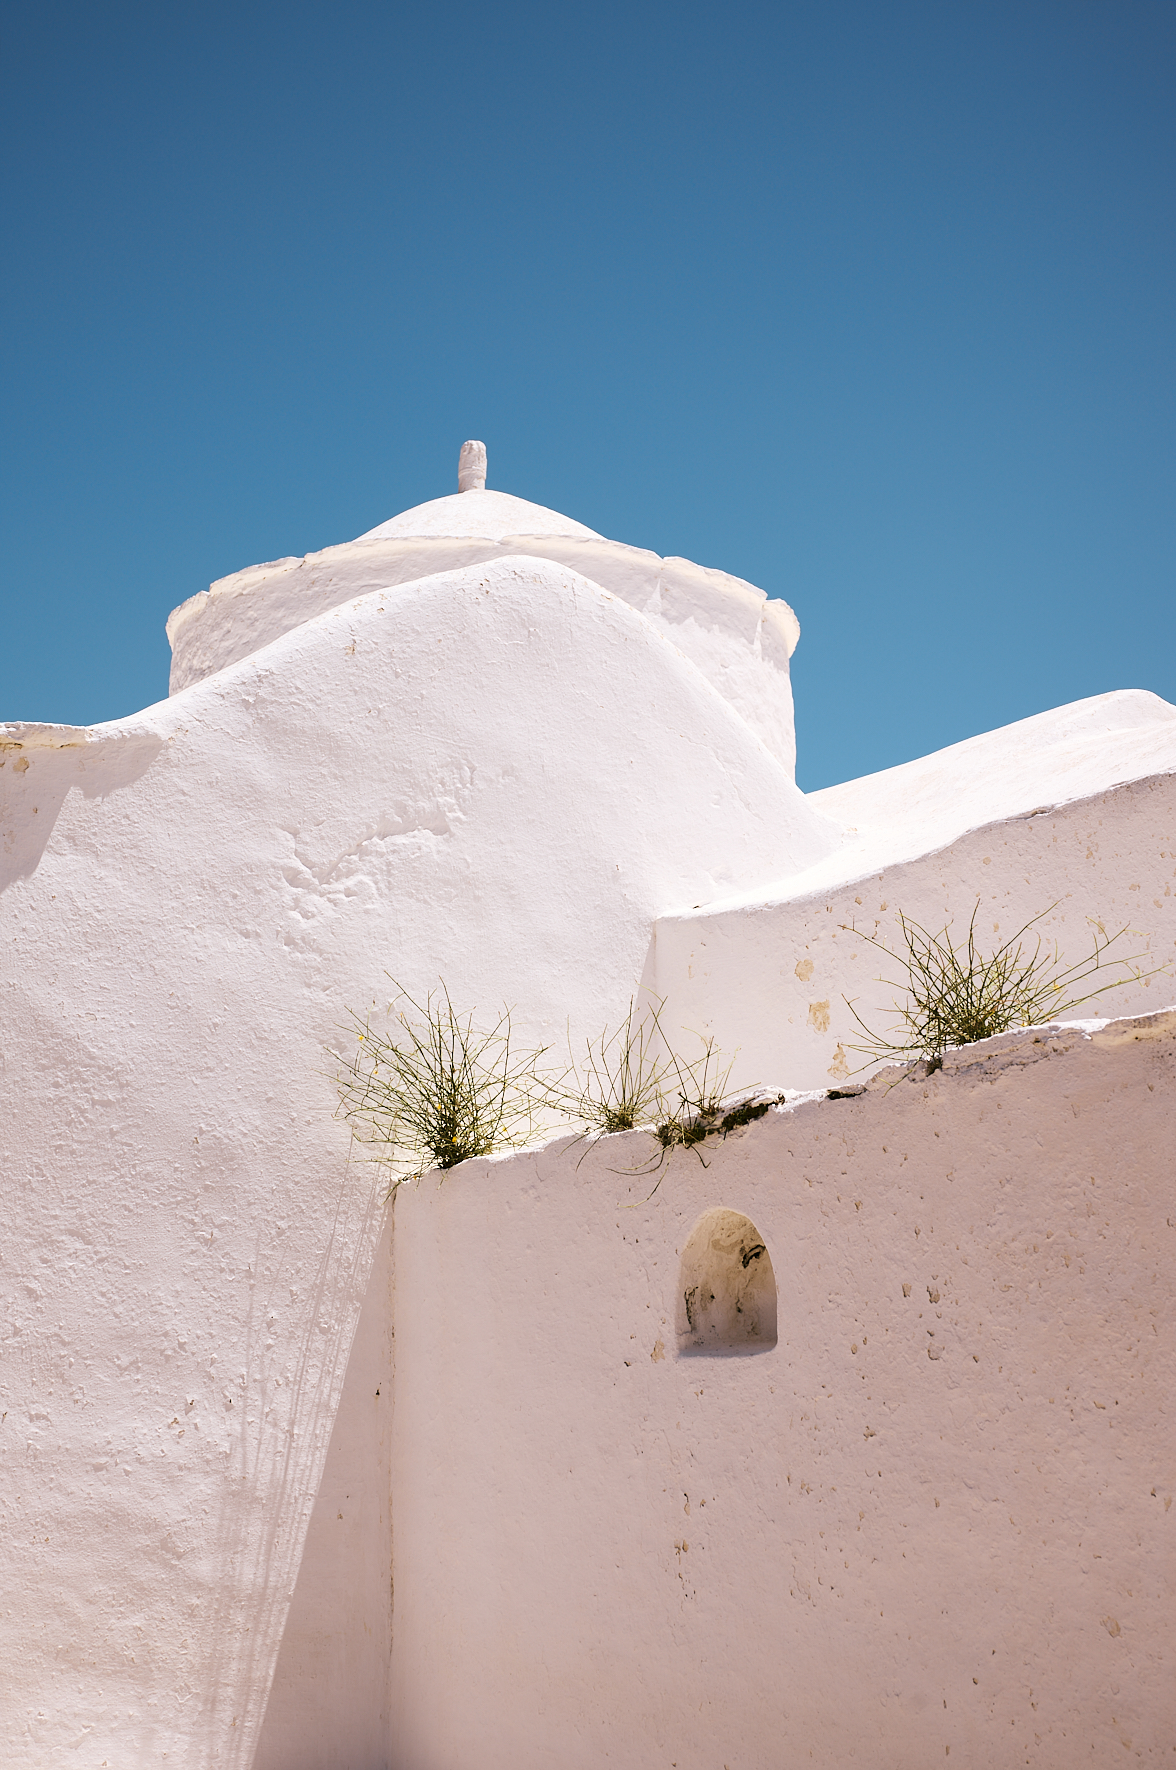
166, 529, 802, 775
0, 555, 835, 1769
5, 501, 1174, 1768
383, 1010, 1175, 1769
252, 1215, 393, 1770
653, 769, 1176, 1095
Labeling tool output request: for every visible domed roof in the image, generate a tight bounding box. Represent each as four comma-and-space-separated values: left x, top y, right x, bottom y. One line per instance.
356, 487, 601, 543
165, 438, 801, 779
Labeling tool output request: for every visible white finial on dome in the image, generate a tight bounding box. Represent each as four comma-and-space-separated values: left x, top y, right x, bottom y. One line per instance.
458, 440, 487, 493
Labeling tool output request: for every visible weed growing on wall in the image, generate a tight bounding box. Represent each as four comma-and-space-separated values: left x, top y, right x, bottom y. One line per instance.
654, 1035, 736, 1155
645, 1038, 783, 1178
845, 903, 1156, 1072
554, 998, 672, 1134
340, 989, 783, 1188
337, 982, 550, 1187
550, 1004, 776, 1176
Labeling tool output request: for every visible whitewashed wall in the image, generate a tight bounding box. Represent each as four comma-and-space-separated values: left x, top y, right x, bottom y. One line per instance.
5, 475, 1174, 1768
653, 694, 1176, 1094
0, 554, 831, 1769
377, 1009, 1175, 1770
252, 1216, 393, 1770
167, 496, 803, 776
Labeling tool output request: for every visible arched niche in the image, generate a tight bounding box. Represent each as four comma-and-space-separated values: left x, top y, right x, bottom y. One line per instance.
676, 1208, 777, 1355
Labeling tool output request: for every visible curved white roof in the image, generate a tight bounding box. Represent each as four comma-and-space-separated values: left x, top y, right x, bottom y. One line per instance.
358, 487, 601, 542
165, 447, 802, 776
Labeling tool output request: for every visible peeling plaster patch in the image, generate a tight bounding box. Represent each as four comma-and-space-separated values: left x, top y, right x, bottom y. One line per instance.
827, 1044, 850, 1080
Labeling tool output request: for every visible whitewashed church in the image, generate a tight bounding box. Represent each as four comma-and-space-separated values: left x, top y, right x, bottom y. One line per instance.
3, 445, 1173, 1767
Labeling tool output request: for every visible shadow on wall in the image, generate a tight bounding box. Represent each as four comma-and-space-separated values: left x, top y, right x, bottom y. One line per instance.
0, 731, 163, 893
250, 1208, 393, 1770
676, 1207, 777, 1355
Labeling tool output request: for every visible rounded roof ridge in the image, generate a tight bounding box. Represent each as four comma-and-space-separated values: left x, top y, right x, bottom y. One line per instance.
357, 487, 601, 543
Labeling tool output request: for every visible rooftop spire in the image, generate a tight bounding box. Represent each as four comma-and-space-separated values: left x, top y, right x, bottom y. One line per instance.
458, 439, 487, 493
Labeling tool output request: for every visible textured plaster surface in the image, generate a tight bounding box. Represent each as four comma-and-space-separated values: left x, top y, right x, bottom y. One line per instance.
655, 693, 1176, 1093
165, 490, 802, 774
804, 689, 1176, 883
0, 553, 834, 1768
251, 1215, 393, 1770
6, 464, 1175, 1766
383, 1011, 1176, 1769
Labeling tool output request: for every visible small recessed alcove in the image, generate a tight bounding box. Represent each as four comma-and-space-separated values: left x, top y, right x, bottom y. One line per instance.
676, 1207, 777, 1355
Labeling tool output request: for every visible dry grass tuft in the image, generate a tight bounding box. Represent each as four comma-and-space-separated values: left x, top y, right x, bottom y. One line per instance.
844, 903, 1157, 1072
337, 981, 549, 1187
553, 997, 671, 1135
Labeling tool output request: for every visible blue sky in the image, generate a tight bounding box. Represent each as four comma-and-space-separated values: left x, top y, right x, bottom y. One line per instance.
2, 0, 1172, 789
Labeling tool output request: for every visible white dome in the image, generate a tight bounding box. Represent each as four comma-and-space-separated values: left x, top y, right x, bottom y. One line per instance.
165, 444, 802, 777
357, 488, 601, 543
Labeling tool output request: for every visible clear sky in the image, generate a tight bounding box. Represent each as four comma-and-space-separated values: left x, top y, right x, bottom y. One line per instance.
2, 0, 1172, 789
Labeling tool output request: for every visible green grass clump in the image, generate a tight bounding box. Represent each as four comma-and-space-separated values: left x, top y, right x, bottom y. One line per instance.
649, 1040, 782, 1167
555, 998, 671, 1134
554, 1005, 773, 1175
337, 982, 548, 1187
846, 903, 1155, 1072
340, 987, 783, 1190
653, 1035, 735, 1155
